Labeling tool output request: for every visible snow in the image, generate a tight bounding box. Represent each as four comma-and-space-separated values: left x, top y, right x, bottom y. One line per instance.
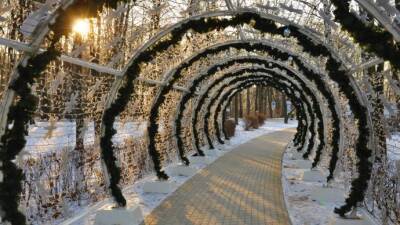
216, 118, 298, 149
26, 118, 393, 225
387, 133, 400, 161
57, 118, 297, 225
282, 143, 379, 225
25, 121, 147, 152
24, 119, 299, 154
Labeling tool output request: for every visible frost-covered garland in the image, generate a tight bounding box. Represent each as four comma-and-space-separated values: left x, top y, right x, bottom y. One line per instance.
0, 1, 130, 223
293, 111, 306, 146
331, 0, 400, 71
101, 11, 370, 214
289, 48, 340, 174
170, 47, 337, 170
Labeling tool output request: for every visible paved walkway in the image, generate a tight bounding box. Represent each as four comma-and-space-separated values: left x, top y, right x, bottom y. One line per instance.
142, 129, 296, 225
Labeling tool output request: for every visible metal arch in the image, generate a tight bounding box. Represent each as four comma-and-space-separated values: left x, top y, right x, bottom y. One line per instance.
0, 0, 77, 137
167, 51, 341, 163
199, 74, 312, 151
196, 67, 317, 153
95, 8, 375, 202
216, 81, 295, 139
173, 56, 332, 156
214, 64, 328, 153
147, 39, 342, 164
184, 62, 327, 155
101, 8, 372, 143
186, 62, 318, 155
188, 67, 314, 153
0, 0, 78, 222
355, 0, 400, 42
214, 77, 305, 143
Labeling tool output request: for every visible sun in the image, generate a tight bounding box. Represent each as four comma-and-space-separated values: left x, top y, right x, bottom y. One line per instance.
72, 19, 90, 37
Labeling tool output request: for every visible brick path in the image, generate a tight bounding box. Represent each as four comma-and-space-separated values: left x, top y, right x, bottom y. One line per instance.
142, 129, 295, 225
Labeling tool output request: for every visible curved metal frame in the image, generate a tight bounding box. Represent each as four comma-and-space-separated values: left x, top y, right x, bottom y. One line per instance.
195, 67, 317, 155
146, 39, 343, 168
172, 54, 334, 160
203, 75, 310, 148
0, 2, 394, 223
92, 12, 375, 214
215, 78, 305, 142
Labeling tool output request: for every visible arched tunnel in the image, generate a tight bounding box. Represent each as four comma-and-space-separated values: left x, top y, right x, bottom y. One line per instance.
0, 1, 399, 225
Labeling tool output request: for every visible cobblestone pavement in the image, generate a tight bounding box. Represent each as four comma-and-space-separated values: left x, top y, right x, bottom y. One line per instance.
142, 129, 295, 225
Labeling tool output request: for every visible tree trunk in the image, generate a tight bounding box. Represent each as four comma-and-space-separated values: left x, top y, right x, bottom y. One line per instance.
246, 88, 250, 115
267, 88, 273, 118
282, 94, 288, 123
234, 94, 239, 124
239, 92, 243, 118
255, 86, 259, 112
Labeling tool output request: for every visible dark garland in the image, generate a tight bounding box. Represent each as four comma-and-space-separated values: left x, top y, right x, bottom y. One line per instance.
198, 69, 314, 150
292, 59, 340, 175
219, 81, 304, 141
289, 25, 372, 215
169, 46, 337, 170
106, 11, 322, 181
331, 0, 400, 70
192, 68, 311, 153
309, 113, 325, 164
0, 48, 59, 225
219, 84, 302, 140
213, 72, 312, 147
295, 109, 308, 152
302, 89, 324, 160
213, 77, 306, 142
205, 68, 318, 154
292, 110, 305, 146
100, 10, 370, 215
291, 102, 304, 144
326, 58, 372, 216
0, 1, 130, 223
297, 101, 314, 153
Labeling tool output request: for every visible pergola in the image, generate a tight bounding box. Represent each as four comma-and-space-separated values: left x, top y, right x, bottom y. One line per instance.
0, 0, 399, 224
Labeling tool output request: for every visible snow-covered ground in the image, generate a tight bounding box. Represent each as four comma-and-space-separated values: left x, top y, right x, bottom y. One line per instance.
281, 144, 380, 225
25, 121, 147, 152
57, 118, 298, 225
25, 118, 399, 225
387, 133, 400, 161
